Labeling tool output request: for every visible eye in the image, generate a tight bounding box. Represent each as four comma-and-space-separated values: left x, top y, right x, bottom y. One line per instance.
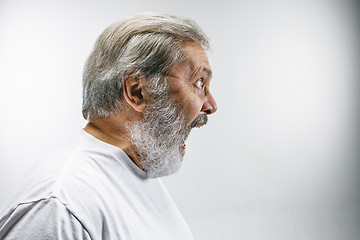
195, 78, 204, 89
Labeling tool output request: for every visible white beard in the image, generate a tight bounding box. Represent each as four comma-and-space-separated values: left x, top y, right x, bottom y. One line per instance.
127, 86, 207, 178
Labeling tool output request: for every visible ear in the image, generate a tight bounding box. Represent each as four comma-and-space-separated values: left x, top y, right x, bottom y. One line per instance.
123, 73, 147, 112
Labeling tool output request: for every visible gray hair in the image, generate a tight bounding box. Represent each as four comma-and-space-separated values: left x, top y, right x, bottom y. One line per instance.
82, 12, 210, 120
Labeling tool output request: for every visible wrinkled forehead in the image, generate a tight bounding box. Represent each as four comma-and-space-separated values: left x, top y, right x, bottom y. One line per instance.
174, 41, 212, 78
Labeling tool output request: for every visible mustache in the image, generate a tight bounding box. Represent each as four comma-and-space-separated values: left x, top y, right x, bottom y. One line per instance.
182, 114, 208, 142
189, 114, 208, 129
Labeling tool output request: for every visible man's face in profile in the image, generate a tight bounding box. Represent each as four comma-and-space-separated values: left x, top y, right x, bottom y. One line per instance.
127, 41, 217, 178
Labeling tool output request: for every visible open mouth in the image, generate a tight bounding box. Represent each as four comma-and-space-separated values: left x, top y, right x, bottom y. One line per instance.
179, 115, 208, 151
181, 140, 186, 150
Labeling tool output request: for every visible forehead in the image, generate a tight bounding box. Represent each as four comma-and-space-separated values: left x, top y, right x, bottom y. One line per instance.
173, 41, 212, 79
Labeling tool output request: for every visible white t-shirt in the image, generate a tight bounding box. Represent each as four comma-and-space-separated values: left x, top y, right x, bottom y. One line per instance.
0, 130, 193, 240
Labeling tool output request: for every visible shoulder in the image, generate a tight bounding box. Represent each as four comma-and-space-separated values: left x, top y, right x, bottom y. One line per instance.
0, 197, 91, 240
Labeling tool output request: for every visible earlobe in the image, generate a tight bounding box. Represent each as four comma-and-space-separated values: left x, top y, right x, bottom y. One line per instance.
123, 74, 147, 112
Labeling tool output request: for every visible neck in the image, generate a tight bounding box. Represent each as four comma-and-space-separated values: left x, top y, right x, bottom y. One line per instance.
83, 119, 143, 170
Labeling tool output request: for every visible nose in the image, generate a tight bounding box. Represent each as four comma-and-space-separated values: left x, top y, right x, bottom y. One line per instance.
201, 91, 217, 115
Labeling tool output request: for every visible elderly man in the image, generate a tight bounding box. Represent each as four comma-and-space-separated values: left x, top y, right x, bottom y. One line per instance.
0, 13, 217, 239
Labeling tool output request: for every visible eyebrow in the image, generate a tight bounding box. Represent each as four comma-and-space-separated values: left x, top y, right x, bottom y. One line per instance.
191, 67, 212, 80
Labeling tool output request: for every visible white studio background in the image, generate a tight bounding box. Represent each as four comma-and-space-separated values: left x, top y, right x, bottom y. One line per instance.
0, 0, 359, 239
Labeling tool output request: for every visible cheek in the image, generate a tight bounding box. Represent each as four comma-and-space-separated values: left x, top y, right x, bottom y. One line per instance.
182, 97, 203, 123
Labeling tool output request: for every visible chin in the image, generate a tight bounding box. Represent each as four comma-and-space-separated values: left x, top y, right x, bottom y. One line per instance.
144, 151, 184, 178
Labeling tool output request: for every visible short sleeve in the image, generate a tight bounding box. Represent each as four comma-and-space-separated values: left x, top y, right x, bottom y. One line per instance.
0, 197, 91, 240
